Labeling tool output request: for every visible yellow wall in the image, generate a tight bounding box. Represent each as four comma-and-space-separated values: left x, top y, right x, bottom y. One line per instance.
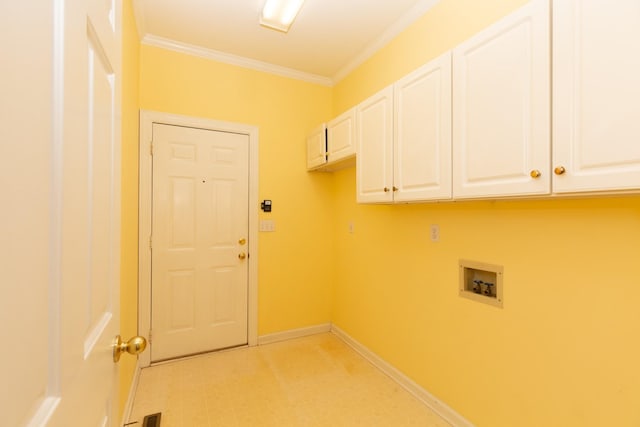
119, 0, 140, 419
333, 0, 529, 113
120, 0, 640, 425
331, 1, 640, 426
138, 45, 335, 335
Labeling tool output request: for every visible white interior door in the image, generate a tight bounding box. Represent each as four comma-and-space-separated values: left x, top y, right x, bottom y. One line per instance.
151, 124, 250, 362
1, 0, 122, 425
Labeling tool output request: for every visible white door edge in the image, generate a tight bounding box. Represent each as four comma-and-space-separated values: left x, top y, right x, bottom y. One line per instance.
138, 109, 259, 368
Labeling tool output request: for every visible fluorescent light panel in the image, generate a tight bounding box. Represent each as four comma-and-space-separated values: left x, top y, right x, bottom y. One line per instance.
260, 0, 305, 32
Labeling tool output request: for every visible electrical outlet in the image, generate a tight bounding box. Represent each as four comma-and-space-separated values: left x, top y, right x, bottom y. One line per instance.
430, 224, 440, 242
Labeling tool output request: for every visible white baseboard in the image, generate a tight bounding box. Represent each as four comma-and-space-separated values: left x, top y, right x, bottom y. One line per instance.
331, 325, 475, 427
257, 323, 332, 345
121, 362, 142, 425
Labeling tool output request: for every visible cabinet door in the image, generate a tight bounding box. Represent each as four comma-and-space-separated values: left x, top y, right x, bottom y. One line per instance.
327, 107, 356, 163
452, 0, 550, 199
394, 51, 452, 202
357, 86, 394, 203
553, 0, 640, 193
306, 123, 327, 170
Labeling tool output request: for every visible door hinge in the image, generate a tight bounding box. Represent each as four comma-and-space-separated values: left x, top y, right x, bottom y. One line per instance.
149, 236, 152, 250
150, 142, 153, 156
148, 330, 152, 344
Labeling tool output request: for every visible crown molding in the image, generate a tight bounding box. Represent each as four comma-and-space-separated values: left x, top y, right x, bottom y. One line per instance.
332, 0, 441, 83
141, 34, 334, 87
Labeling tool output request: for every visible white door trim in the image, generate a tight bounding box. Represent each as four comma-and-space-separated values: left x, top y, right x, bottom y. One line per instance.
138, 110, 259, 367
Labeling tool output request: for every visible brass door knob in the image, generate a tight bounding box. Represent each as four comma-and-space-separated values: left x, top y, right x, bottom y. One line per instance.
554, 166, 566, 175
238, 238, 246, 245
238, 252, 247, 260
113, 335, 147, 363
530, 170, 541, 178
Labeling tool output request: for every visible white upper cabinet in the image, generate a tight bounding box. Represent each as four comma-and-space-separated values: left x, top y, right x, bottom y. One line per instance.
327, 107, 356, 163
394, 52, 452, 202
357, 53, 452, 204
452, 0, 550, 199
357, 85, 394, 203
307, 108, 356, 172
306, 123, 327, 170
553, 0, 640, 194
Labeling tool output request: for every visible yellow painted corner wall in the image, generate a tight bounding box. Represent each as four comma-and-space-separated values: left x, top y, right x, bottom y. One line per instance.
119, 0, 140, 420
332, 1, 640, 426
138, 45, 335, 335
334, 0, 529, 112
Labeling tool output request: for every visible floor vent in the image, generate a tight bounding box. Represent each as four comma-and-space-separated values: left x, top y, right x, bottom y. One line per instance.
142, 413, 162, 427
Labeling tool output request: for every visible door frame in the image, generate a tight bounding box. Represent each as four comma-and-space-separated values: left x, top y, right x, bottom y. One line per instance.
138, 109, 259, 367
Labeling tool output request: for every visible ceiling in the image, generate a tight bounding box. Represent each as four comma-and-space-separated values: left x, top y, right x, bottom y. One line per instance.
133, 0, 440, 86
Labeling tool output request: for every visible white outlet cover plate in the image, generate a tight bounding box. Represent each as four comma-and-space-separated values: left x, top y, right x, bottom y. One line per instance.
430, 224, 439, 242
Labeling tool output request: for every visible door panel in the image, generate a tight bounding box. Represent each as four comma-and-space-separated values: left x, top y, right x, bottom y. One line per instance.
306, 124, 327, 170
356, 86, 394, 203
3, 0, 122, 425
394, 51, 452, 201
1, 1, 53, 425
327, 108, 356, 161
152, 124, 249, 362
452, 0, 550, 198
553, 0, 640, 192
48, 0, 122, 424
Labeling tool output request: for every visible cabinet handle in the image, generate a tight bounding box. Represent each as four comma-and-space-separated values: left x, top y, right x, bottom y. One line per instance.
383, 187, 390, 192
530, 170, 541, 178
554, 166, 566, 175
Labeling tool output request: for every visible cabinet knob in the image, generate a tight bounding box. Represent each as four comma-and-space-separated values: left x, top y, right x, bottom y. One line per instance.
554, 166, 566, 175
530, 170, 541, 178
383, 187, 390, 192
392, 186, 398, 192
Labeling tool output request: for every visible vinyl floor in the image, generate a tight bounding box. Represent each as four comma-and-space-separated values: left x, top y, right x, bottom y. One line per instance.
128, 333, 452, 427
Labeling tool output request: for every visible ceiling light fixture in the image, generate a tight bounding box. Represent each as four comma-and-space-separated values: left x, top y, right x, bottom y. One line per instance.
260, 0, 305, 33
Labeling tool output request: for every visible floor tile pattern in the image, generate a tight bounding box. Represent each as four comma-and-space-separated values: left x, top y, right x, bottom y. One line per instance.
129, 333, 451, 427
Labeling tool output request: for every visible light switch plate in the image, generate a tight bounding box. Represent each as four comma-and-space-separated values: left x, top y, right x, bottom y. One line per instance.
259, 219, 275, 232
